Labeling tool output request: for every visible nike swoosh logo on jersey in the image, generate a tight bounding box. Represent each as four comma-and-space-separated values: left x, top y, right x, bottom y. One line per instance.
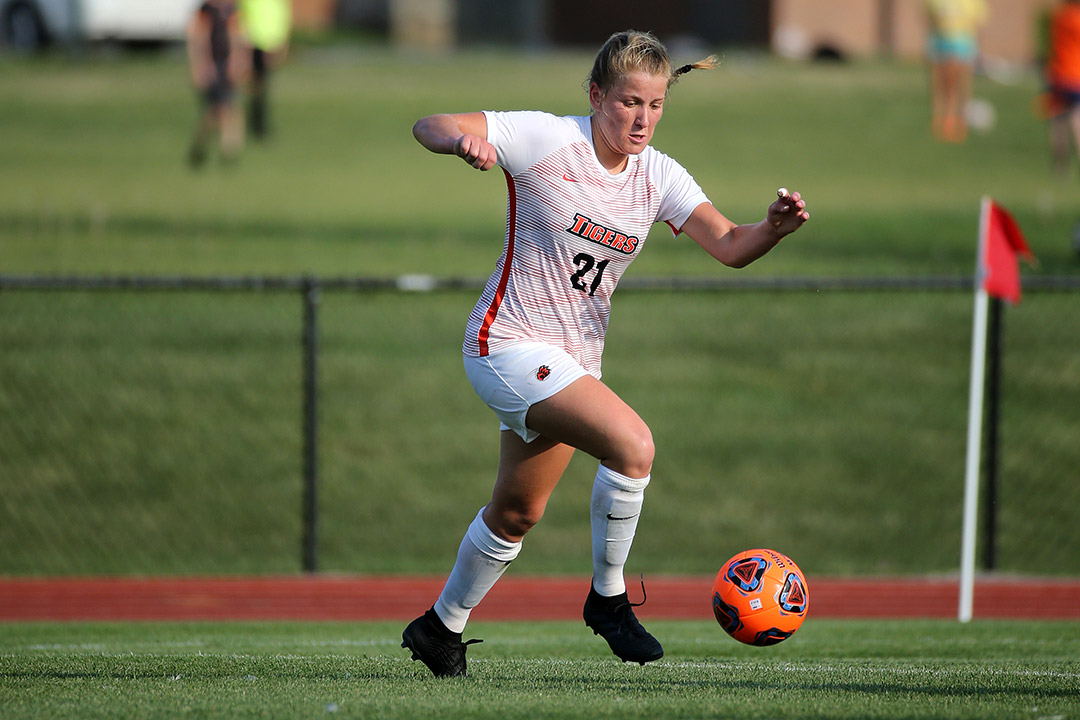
562, 173, 577, 182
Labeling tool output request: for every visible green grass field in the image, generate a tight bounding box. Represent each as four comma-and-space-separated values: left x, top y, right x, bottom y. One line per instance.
3, 288, 1078, 576
2, 48, 1079, 277
1, 620, 1077, 719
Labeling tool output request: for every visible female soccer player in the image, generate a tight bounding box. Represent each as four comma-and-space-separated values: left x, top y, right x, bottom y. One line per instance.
402, 30, 809, 677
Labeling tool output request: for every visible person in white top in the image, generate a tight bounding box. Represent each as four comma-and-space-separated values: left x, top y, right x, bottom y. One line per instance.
402, 30, 809, 677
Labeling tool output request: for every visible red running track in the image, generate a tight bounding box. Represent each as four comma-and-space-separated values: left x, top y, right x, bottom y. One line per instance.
1, 576, 1077, 621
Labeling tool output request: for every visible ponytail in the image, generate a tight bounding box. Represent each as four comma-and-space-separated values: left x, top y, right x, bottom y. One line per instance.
673, 55, 721, 81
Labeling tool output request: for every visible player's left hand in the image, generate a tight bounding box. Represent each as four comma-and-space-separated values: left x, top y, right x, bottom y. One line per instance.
768, 188, 809, 237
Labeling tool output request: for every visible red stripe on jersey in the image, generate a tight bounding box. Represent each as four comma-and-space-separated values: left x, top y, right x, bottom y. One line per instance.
477, 169, 518, 356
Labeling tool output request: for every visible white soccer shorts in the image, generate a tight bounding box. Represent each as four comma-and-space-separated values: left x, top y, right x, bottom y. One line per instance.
463, 341, 591, 443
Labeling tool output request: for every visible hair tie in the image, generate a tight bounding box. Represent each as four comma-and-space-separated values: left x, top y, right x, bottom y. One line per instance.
675, 63, 694, 77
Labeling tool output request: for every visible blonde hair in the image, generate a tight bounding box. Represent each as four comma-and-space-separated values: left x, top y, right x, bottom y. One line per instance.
586, 30, 719, 94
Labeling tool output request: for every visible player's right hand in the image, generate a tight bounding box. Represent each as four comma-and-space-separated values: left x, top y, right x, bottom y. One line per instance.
455, 134, 498, 171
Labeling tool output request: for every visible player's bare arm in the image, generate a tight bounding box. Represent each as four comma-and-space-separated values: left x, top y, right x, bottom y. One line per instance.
412, 112, 498, 170
682, 188, 809, 268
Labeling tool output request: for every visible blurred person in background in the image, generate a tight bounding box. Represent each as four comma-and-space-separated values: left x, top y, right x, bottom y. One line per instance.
239, 0, 291, 141
401, 30, 809, 678
187, 0, 248, 167
925, 0, 988, 143
1045, 0, 1080, 176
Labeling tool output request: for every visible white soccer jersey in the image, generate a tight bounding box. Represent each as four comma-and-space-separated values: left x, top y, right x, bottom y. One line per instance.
463, 110, 710, 376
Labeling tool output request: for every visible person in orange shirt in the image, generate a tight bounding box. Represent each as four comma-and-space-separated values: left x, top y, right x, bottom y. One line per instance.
1046, 0, 1080, 174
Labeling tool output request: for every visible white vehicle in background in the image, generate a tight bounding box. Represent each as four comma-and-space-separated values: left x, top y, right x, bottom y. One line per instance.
1, 0, 201, 52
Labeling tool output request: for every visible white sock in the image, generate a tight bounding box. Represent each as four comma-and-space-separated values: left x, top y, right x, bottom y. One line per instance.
433, 507, 521, 633
590, 464, 649, 597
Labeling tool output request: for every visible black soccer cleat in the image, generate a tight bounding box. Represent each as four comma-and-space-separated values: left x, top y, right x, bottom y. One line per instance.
583, 585, 663, 665
401, 608, 482, 678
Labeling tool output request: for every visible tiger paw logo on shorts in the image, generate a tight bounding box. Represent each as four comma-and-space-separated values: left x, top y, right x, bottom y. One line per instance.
536, 365, 551, 381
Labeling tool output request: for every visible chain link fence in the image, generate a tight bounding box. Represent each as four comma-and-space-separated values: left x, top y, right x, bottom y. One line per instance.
1, 276, 1077, 578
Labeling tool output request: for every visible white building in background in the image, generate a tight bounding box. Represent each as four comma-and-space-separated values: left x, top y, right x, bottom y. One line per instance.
1, 0, 200, 50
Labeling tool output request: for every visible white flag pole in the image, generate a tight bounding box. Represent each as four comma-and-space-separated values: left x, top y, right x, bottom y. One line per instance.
959, 196, 991, 622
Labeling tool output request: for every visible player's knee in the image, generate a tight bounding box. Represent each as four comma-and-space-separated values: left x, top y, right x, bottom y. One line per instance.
613, 423, 654, 479
507, 509, 543, 538
485, 504, 544, 542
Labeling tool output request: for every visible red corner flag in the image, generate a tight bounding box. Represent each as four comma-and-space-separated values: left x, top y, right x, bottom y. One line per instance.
980, 198, 1034, 304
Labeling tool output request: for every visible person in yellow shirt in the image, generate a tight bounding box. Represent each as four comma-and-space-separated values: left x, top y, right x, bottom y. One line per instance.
239, 0, 291, 140
925, 0, 988, 142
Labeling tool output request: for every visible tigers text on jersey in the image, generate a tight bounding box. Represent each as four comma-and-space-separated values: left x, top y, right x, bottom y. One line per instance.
463, 110, 710, 377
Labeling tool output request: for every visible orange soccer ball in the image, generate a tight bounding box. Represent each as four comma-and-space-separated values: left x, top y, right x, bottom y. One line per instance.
712, 548, 809, 646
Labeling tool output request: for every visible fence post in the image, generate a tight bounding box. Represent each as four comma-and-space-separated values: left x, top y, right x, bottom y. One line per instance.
982, 296, 1003, 571
301, 278, 320, 573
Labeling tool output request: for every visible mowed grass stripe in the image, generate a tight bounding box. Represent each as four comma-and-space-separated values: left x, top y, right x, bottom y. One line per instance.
0, 620, 1077, 719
